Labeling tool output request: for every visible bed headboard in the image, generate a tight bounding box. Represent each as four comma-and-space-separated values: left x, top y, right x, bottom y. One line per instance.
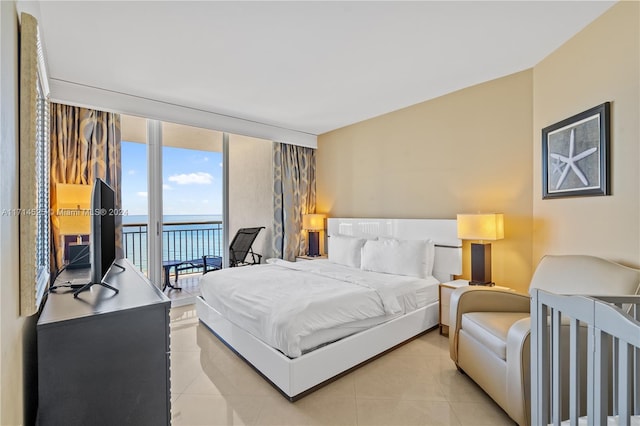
327, 218, 462, 283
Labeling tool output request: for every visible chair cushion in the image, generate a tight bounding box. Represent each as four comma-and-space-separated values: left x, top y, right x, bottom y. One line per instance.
461, 312, 530, 361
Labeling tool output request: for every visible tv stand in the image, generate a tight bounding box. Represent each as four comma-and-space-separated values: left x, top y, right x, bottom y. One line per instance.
37, 258, 170, 425
72, 262, 126, 298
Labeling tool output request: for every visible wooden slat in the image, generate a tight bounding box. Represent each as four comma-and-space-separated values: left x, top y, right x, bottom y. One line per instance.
593, 330, 609, 426
586, 324, 596, 426
552, 308, 562, 425
531, 289, 550, 426
613, 336, 619, 416
530, 289, 538, 426
618, 339, 631, 426
634, 305, 640, 414
569, 318, 580, 426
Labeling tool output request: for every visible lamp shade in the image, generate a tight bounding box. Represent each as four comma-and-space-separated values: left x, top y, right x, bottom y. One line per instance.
56, 183, 92, 235
302, 214, 325, 231
457, 213, 504, 241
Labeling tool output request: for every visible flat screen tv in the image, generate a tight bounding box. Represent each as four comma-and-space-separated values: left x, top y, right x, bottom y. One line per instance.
73, 178, 123, 297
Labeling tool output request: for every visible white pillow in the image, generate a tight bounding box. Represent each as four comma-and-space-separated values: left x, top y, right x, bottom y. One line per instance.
376, 237, 435, 277
424, 239, 435, 277
328, 235, 368, 268
361, 238, 434, 278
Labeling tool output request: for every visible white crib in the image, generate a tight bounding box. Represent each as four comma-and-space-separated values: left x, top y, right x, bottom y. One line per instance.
531, 289, 640, 426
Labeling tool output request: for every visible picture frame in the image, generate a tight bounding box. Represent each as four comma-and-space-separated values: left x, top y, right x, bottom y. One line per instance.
542, 102, 610, 199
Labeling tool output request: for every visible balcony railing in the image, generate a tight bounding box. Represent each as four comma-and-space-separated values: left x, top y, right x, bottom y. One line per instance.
122, 220, 223, 274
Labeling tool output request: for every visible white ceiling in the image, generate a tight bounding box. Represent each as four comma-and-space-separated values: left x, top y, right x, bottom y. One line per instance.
24, 1, 615, 136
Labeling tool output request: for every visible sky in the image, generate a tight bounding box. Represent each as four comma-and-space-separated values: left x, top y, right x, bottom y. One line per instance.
121, 141, 223, 217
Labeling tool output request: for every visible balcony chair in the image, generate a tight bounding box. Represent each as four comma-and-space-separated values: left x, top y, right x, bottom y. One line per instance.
199, 226, 265, 272
449, 255, 640, 426
162, 227, 265, 291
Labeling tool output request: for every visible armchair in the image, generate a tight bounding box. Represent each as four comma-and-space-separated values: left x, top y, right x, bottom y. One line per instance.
449, 255, 640, 426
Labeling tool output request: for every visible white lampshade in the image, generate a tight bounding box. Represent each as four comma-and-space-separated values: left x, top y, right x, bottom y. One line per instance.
302, 214, 325, 231
457, 213, 504, 241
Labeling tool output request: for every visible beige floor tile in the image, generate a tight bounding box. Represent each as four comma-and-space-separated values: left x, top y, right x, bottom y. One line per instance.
171, 321, 202, 352
169, 306, 516, 426
353, 354, 447, 401
438, 370, 495, 403
172, 394, 262, 426
307, 373, 356, 399
198, 355, 277, 397
388, 331, 451, 358
356, 399, 461, 426
171, 350, 205, 395
194, 326, 279, 397
255, 395, 358, 426
449, 401, 515, 425
181, 370, 226, 396
166, 274, 203, 307
170, 303, 199, 322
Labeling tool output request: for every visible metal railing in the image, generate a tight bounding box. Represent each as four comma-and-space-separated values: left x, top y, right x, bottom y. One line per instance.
122, 220, 223, 274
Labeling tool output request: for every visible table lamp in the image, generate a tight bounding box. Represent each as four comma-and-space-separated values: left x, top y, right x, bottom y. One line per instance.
457, 213, 504, 286
302, 214, 325, 257
56, 183, 92, 265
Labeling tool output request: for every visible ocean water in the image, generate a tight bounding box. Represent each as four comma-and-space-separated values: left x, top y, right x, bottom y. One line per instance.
121, 214, 223, 273
122, 214, 222, 225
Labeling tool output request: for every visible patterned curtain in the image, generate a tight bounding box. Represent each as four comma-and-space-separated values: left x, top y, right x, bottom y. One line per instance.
50, 103, 122, 271
273, 142, 316, 260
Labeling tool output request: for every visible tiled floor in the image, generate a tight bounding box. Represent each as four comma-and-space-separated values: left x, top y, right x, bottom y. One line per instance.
164, 274, 202, 307
169, 305, 516, 426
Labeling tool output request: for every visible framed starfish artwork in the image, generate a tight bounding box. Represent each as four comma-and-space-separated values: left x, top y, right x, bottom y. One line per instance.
542, 102, 610, 199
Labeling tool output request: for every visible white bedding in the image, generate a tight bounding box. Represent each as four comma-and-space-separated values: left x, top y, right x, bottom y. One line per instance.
199, 259, 439, 358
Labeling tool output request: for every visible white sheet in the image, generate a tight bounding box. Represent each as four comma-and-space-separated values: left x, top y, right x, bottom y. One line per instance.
200, 259, 439, 358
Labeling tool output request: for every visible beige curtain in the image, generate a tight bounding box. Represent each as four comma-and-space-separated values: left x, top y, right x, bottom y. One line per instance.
272, 142, 316, 260
50, 103, 122, 271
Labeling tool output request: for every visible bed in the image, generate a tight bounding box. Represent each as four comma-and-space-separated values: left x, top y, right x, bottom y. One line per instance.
531, 289, 640, 425
196, 218, 462, 400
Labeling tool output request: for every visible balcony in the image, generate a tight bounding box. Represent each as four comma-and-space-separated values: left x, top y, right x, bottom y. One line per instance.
123, 220, 222, 303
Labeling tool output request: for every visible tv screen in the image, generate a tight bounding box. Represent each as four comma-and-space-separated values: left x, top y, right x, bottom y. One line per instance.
72, 178, 121, 297
90, 178, 116, 285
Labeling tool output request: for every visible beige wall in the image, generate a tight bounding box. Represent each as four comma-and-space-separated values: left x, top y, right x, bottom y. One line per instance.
121, 114, 224, 152
317, 1, 640, 290
1, 2, 37, 424
229, 135, 274, 260
532, 1, 639, 269
317, 70, 534, 292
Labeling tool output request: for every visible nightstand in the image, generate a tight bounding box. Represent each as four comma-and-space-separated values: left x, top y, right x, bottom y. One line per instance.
439, 280, 468, 335
438, 279, 513, 335
295, 255, 328, 261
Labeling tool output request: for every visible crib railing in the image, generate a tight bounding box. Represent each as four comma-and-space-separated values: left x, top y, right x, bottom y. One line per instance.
531, 289, 640, 426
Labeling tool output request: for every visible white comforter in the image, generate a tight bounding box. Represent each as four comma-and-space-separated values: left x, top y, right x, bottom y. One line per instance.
200, 259, 438, 358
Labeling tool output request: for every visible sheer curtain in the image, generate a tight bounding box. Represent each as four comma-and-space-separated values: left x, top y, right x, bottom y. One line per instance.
272, 142, 316, 260
50, 103, 122, 271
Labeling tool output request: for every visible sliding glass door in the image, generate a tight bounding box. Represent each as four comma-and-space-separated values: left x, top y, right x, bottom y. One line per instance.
120, 115, 223, 287
159, 121, 224, 288
120, 114, 274, 289
120, 116, 150, 277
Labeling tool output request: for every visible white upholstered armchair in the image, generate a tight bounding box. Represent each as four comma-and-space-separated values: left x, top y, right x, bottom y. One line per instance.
449, 255, 640, 426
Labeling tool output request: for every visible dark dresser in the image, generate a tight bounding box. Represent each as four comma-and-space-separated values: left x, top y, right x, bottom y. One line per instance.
37, 258, 170, 426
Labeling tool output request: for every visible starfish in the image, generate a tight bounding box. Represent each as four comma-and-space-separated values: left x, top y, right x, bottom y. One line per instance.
549, 128, 597, 189
550, 157, 565, 175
